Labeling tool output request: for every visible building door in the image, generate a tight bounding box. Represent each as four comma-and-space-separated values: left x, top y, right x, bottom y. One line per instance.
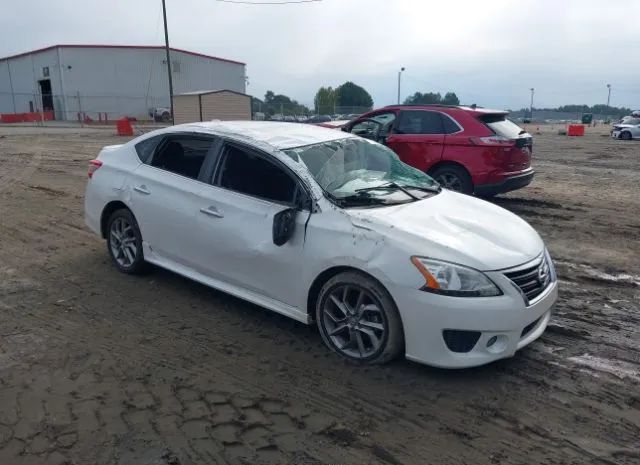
38, 79, 53, 111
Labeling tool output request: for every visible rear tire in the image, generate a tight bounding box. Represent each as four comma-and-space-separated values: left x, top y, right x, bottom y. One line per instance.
429, 165, 474, 195
106, 209, 149, 275
316, 271, 404, 364
620, 131, 632, 141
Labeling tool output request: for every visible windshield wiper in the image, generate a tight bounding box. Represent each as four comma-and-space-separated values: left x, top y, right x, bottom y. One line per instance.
355, 182, 419, 200
356, 181, 440, 198
335, 193, 390, 207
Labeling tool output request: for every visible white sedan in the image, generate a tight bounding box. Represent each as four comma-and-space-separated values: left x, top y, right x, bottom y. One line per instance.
611, 117, 640, 140
85, 121, 558, 368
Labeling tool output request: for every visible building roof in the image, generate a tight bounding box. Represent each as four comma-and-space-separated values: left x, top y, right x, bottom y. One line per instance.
176, 89, 249, 97
176, 121, 353, 150
0, 44, 245, 65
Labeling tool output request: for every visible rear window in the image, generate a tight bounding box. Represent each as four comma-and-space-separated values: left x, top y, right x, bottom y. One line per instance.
135, 135, 163, 163
480, 114, 526, 139
620, 118, 640, 125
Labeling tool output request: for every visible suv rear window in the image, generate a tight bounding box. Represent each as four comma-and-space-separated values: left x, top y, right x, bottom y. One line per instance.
480, 114, 525, 139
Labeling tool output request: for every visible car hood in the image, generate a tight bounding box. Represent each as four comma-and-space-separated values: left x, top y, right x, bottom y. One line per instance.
347, 190, 544, 271
615, 124, 635, 128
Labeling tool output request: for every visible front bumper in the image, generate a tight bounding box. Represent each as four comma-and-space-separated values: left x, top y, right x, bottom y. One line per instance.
474, 170, 534, 196
390, 273, 558, 368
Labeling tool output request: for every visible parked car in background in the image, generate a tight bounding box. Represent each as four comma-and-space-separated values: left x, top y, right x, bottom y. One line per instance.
149, 107, 172, 123
611, 117, 640, 140
314, 120, 350, 129
343, 105, 534, 196
308, 115, 332, 124
85, 121, 557, 368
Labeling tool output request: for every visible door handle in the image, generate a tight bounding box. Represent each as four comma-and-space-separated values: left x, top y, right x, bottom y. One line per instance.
134, 185, 150, 195
200, 206, 224, 218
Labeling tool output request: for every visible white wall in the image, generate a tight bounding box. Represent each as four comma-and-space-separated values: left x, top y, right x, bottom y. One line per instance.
0, 46, 246, 121
0, 48, 65, 118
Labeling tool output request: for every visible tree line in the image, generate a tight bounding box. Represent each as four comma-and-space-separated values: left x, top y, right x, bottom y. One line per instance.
516, 104, 632, 118
252, 82, 461, 117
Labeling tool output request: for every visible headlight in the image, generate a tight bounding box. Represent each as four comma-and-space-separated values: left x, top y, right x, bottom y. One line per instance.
544, 248, 557, 282
411, 257, 502, 297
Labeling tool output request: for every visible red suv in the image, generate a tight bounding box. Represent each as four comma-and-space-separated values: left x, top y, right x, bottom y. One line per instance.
342, 105, 534, 196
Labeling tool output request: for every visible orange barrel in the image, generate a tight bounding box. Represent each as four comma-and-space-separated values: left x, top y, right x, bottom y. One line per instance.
116, 118, 134, 136
567, 124, 585, 136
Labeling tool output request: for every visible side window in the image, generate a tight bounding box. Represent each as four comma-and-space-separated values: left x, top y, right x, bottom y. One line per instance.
351, 120, 378, 137
350, 112, 396, 138
216, 145, 297, 204
442, 114, 462, 134
396, 110, 444, 135
150, 136, 214, 180
135, 135, 163, 163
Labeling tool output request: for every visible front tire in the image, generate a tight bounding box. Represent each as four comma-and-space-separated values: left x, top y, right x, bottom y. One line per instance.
620, 131, 632, 140
316, 271, 404, 364
106, 209, 148, 274
430, 165, 474, 195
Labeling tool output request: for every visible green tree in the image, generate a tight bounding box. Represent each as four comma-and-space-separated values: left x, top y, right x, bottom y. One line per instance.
335, 81, 373, 109
314, 86, 336, 114
403, 92, 442, 105
262, 90, 310, 116
442, 92, 460, 105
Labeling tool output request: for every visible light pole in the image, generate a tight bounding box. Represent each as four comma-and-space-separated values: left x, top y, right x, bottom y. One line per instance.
397, 67, 405, 104
606, 83, 612, 108
161, 0, 174, 124
529, 87, 535, 121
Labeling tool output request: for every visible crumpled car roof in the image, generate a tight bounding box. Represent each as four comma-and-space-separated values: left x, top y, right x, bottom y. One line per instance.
178, 121, 355, 150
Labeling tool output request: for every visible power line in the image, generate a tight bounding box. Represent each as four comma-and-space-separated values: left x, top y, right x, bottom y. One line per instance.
216, 0, 321, 4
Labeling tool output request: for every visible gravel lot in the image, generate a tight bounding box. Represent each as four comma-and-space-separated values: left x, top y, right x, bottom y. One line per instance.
0, 124, 638, 465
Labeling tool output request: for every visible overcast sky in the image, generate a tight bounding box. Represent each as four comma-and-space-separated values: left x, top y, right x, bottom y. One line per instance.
2, 0, 638, 110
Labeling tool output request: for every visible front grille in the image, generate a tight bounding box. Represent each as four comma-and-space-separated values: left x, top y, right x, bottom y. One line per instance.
520, 317, 540, 338
504, 256, 551, 304
442, 330, 481, 353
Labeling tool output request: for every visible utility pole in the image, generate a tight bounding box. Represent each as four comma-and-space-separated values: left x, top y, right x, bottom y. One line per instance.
529, 88, 535, 121
162, 0, 174, 124
397, 67, 405, 104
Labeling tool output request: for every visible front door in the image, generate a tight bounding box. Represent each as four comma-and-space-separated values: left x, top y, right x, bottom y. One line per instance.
38, 79, 53, 111
385, 110, 446, 172
193, 142, 309, 308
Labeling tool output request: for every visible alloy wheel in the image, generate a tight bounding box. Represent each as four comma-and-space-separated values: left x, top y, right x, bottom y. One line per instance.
321, 285, 387, 359
109, 217, 138, 268
435, 172, 463, 191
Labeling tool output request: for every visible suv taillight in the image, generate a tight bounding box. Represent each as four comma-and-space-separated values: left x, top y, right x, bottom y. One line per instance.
469, 136, 515, 146
88, 159, 103, 178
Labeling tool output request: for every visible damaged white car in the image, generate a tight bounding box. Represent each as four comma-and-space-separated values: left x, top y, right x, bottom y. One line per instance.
85, 121, 558, 368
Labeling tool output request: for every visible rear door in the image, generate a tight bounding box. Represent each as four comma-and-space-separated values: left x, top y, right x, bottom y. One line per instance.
128, 134, 219, 268
385, 110, 446, 171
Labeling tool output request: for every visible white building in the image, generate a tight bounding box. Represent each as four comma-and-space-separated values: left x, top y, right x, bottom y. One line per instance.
0, 44, 246, 121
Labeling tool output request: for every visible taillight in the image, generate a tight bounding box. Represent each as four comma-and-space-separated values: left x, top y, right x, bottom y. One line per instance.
88, 159, 103, 178
469, 136, 515, 146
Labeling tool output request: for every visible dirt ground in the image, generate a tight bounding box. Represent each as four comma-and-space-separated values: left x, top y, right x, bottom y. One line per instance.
0, 124, 638, 465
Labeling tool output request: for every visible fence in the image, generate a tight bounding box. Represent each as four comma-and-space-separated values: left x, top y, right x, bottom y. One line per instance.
252, 103, 371, 121
1, 91, 372, 126
508, 109, 623, 124
0, 91, 169, 125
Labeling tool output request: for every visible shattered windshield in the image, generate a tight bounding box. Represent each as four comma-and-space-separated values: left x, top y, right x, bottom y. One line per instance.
284, 137, 440, 206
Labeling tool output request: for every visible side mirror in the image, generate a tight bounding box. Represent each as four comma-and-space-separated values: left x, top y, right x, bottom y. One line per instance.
273, 208, 297, 246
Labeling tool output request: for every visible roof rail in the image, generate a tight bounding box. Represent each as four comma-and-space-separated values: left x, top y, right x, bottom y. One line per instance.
383, 104, 463, 108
